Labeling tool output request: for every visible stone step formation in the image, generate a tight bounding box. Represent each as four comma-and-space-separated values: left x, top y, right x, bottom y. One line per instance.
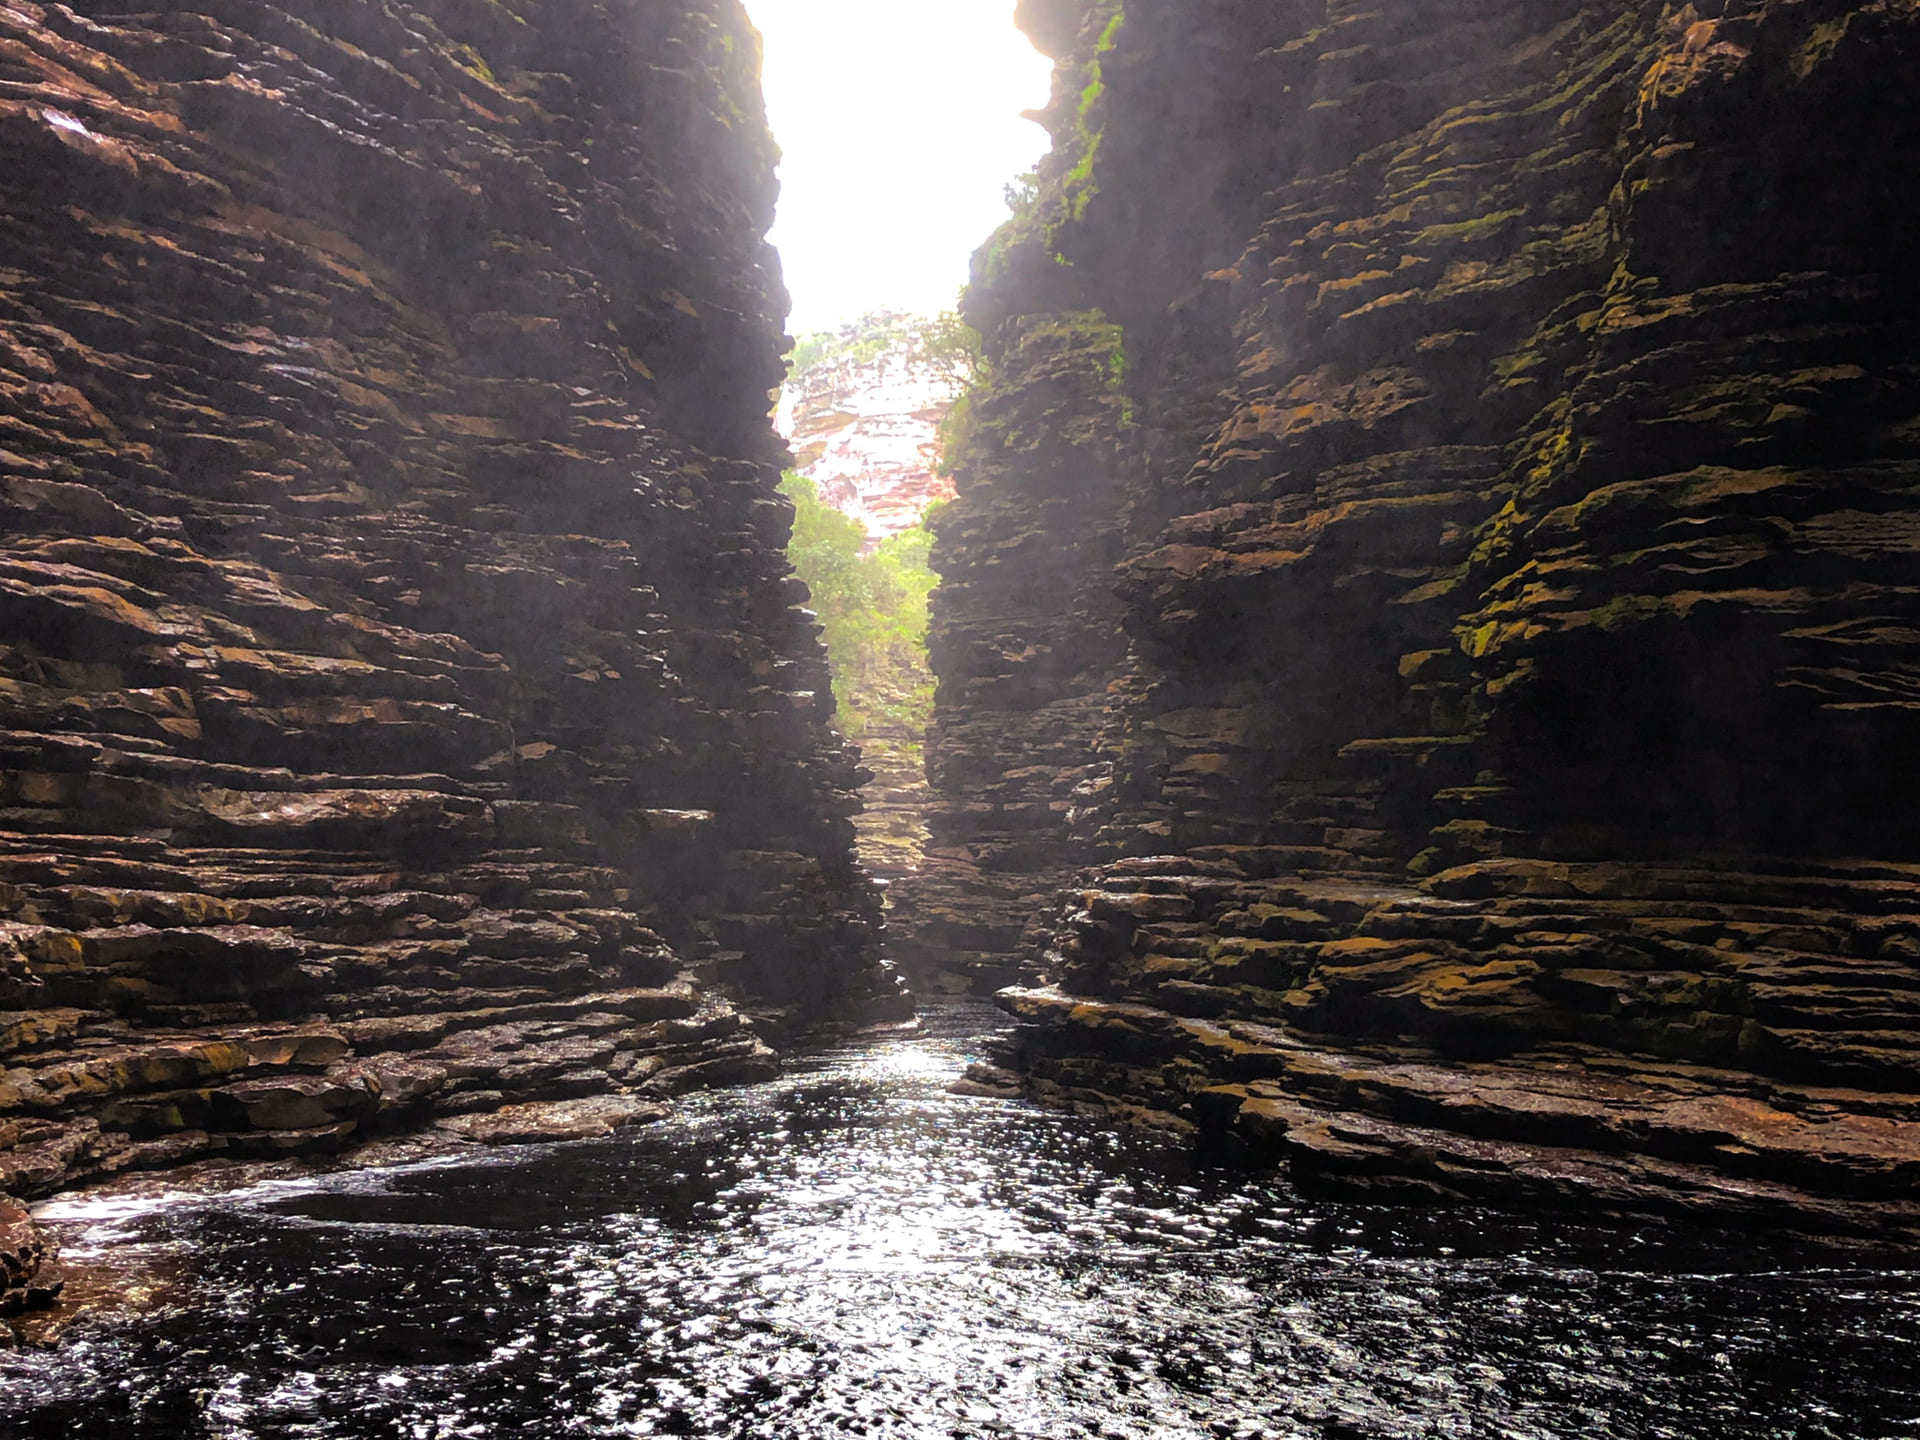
0, 0, 908, 1318
917, 0, 1920, 1239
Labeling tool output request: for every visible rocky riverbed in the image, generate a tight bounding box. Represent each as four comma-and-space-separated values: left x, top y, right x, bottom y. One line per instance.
4, 1002, 1919, 1438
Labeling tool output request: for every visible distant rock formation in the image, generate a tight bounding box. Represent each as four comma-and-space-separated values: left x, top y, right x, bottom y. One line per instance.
0, 0, 907, 1310
777, 319, 957, 972
921, 0, 1920, 1238
779, 317, 960, 546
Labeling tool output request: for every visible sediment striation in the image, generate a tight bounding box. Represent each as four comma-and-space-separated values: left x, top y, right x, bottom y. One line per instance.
0, 0, 906, 1305
924, 0, 1920, 1236
779, 326, 959, 545
914, 310, 1134, 996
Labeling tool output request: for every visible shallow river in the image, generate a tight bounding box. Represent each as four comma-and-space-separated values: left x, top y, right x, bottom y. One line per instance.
4, 1003, 1919, 1439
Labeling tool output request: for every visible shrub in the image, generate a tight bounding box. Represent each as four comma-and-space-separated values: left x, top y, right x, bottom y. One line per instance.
779, 473, 937, 744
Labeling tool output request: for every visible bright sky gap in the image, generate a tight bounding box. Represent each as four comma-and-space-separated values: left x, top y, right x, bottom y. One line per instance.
745, 0, 1054, 333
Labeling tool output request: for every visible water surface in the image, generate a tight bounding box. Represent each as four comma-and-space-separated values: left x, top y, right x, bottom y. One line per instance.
5, 1002, 1918, 1439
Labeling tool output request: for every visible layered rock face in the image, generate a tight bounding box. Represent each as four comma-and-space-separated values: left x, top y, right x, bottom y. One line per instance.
779, 326, 959, 545
846, 715, 933, 918
915, 313, 1133, 995
927, 0, 1920, 1234
0, 0, 907, 1289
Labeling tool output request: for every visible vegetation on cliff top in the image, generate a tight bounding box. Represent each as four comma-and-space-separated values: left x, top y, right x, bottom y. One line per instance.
974, 5, 1124, 287
786, 310, 979, 385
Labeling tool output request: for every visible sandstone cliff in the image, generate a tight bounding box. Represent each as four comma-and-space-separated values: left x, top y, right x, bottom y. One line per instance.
779, 316, 960, 545
926, 0, 1920, 1237
0, 0, 908, 1299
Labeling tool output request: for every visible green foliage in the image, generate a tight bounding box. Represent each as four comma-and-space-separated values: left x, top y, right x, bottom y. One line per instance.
787, 332, 834, 377
977, 165, 1053, 289
972, 8, 1126, 288
1003, 167, 1041, 219
1076, 69, 1103, 125
915, 310, 983, 387
703, 14, 764, 132
1092, 315, 1136, 427
778, 316, 971, 748
934, 391, 975, 478
779, 473, 937, 743
451, 43, 496, 85
1076, 12, 1123, 125
977, 220, 1019, 290
785, 310, 980, 387
1063, 7, 1123, 229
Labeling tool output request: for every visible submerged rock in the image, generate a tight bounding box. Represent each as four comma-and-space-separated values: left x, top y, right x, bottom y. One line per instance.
435, 1095, 670, 1146
0, 1196, 59, 1327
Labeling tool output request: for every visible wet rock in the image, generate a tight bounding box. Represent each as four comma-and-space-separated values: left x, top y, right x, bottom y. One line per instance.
898, 311, 1135, 998
0, 1197, 57, 1318
949, 1063, 1022, 1099
220, 1071, 380, 1132
435, 1096, 669, 1146
0, 0, 907, 1199
907, 0, 1920, 1234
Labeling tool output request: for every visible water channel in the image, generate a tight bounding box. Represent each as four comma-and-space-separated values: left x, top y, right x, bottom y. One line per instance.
4, 1003, 1917, 1439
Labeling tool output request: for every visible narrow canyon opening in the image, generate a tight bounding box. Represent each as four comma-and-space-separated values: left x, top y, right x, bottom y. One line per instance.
0, 0, 1918, 1431
776, 315, 961, 988
748, 0, 1050, 997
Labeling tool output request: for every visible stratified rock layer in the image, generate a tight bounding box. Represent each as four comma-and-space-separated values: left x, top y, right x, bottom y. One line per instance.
911, 313, 1132, 995
779, 326, 959, 544
923, 0, 1920, 1235
0, 0, 907, 1294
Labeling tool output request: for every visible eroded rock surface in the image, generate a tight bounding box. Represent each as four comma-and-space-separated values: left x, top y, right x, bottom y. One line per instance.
922, 0, 1920, 1234
909, 311, 1133, 996
779, 328, 959, 545
0, 0, 908, 1317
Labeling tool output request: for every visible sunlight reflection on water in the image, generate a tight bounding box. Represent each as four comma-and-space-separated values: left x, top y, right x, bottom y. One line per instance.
4, 1002, 1919, 1439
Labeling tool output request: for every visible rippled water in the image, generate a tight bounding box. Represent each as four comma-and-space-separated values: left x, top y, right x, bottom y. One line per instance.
5, 1002, 1919, 1439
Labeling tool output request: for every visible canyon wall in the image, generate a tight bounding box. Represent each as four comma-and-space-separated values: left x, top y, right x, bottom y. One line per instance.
927, 0, 1920, 1235
0, 0, 907, 1257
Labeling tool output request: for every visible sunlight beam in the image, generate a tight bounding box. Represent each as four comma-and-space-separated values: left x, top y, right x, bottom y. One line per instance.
747, 0, 1054, 332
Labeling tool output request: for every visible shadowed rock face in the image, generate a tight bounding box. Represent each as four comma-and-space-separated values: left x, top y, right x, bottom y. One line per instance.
924, 0, 1920, 1235
0, 0, 908, 1292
